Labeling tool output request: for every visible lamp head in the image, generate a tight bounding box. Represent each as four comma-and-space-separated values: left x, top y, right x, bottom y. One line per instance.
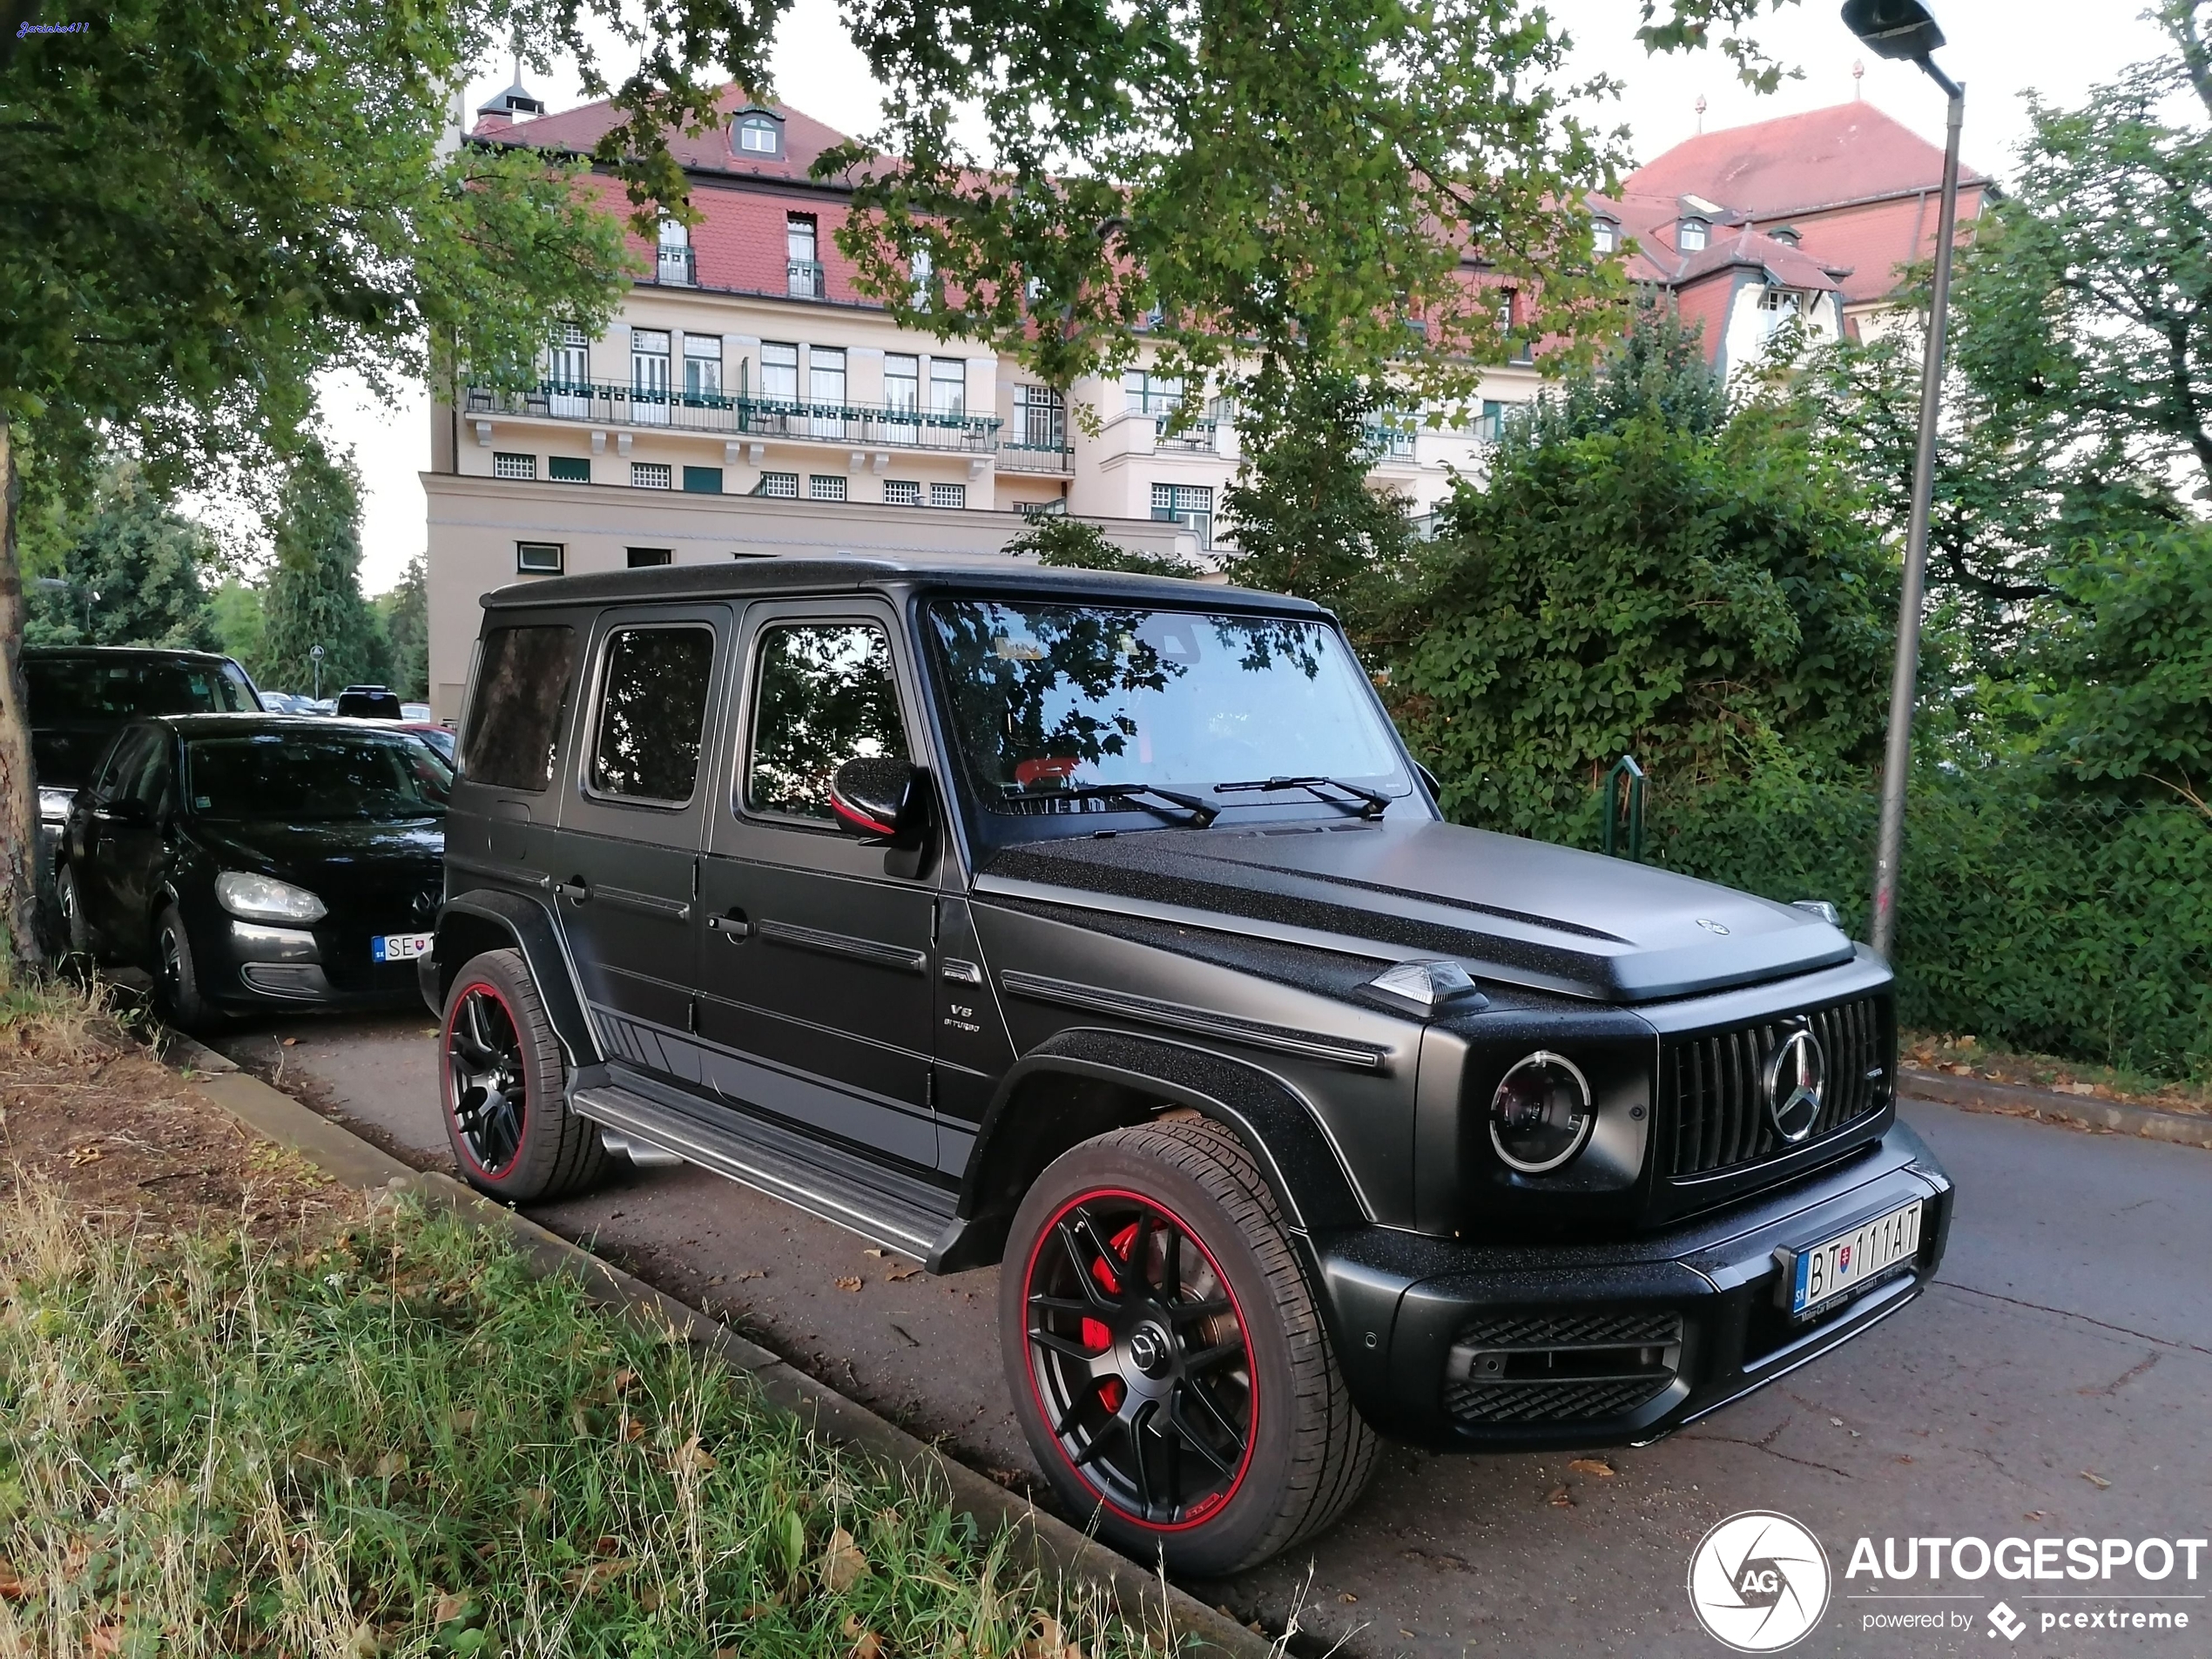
1841, 0, 1945, 60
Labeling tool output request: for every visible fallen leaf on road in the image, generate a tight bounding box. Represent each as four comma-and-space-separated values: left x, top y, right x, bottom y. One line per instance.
834, 1276, 863, 1292
1338, 1592, 1359, 1604
1830, 1417, 1844, 1427
887, 1264, 922, 1282
736, 1269, 766, 1282
2080, 1470, 2111, 1489
1548, 1486, 1574, 1507
1568, 1458, 1614, 1478
706, 1275, 725, 1286
281, 1036, 299, 1047
862, 1247, 887, 1258
2024, 1511, 2048, 1521
66, 1144, 103, 1166
819, 1527, 870, 1593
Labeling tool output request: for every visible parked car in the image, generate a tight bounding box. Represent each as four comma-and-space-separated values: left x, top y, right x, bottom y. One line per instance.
57, 713, 451, 1024
24, 646, 264, 951
396, 720, 456, 764
334, 684, 403, 718
401, 702, 435, 722
425, 556, 1952, 1575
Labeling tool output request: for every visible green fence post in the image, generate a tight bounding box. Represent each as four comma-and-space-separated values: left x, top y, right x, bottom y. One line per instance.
1603, 755, 1646, 862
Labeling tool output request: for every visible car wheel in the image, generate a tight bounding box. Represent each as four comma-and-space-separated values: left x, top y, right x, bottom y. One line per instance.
153, 903, 214, 1028
440, 948, 608, 1202
55, 864, 93, 959
1001, 1117, 1379, 1576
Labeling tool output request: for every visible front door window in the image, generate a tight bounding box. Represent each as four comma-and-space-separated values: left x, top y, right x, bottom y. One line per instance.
745, 623, 907, 819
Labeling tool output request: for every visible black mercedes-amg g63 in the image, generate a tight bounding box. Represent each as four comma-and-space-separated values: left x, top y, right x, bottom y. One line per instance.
426, 556, 1952, 1575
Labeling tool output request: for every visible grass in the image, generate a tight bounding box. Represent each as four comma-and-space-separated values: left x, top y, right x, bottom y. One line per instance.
0, 1183, 1174, 1659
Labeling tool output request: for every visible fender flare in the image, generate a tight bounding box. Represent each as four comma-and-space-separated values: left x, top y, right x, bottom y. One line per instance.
433, 889, 601, 1068
954, 1026, 1371, 1241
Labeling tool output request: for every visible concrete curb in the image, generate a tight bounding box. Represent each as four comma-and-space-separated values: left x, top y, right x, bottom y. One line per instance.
1899, 1067, 2212, 1150
154, 1033, 1271, 1658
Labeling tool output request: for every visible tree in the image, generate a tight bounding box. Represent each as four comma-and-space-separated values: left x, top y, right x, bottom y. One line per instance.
1005, 514, 1194, 578
1216, 358, 1416, 640
210, 581, 270, 682
376, 556, 432, 701
1387, 311, 1897, 833
23, 462, 221, 651
262, 444, 388, 698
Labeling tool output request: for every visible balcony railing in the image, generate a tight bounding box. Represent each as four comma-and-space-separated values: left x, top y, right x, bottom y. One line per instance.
655, 247, 695, 287
996, 442, 1075, 474
1155, 416, 1220, 453
787, 259, 826, 300
467, 381, 1001, 453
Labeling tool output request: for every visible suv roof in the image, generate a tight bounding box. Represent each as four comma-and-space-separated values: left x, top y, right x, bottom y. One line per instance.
25, 644, 246, 665
480, 554, 1326, 617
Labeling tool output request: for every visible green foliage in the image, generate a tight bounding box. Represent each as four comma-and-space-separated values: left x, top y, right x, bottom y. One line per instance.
374, 555, 432, 701
1386, 321, 1896, 833
261, 444, 388, 696
209, 580, 270, 684
21, 462, 220, 651
0, 1190, 1163, 1656
1217, 357, 1415, 637
1006, 513, 1194, 577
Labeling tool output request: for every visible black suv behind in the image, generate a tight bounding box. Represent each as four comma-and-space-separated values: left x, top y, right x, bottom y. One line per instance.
426, 556, 1952, 1575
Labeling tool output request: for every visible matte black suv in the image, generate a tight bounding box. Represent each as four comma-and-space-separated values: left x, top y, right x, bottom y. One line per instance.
427, 556, 1952, 1575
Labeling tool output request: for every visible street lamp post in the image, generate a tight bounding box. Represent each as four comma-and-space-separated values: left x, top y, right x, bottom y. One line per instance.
1843, 0, 1964, 961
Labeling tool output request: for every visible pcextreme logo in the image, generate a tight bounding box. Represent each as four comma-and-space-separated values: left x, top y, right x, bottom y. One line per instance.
1687, 1511, 1832, 1652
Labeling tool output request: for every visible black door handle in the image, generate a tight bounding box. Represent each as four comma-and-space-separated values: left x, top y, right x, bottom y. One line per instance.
555, 878, 590, 902
707, 910, 751, 939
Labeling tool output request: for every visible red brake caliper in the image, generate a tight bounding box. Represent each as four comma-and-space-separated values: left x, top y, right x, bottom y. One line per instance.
1088, 1218, 1145, 1413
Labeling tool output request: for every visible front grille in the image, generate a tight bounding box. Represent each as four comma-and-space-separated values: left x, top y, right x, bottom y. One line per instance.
1661, 995, 1890, 1180
1442, 1310, 1682, 1427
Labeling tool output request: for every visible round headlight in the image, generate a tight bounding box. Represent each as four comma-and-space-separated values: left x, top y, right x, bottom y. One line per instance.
1489, 1051, 1595, 1174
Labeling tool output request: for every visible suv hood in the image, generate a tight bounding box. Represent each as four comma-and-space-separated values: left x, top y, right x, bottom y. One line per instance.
980, 819, 1855, 1003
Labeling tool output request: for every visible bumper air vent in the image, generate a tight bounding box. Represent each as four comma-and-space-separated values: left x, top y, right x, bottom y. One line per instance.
1442, 1310, 1683, 1426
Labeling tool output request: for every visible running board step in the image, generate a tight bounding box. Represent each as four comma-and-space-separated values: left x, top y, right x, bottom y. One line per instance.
570, 1083, 955, 1260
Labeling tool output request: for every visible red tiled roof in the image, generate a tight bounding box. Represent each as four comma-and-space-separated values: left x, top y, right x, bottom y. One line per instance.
1623, 101, 1988, 217
477, 84, 858, 187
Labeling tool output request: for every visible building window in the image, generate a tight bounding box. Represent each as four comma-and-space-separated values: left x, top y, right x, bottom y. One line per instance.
1678, 217, 1709, 252
683, 466, 724, 494
1015, 384, 1066, 449
929, 482, 967, 509
631, 328, 671, 423
549, 320, 590, 390
909, 246, 934, 308
883, 479, 921, 506
1150, 482, 1213, 549
683, 334, 722, 401
1017, 499, 1068, 518
734, 111, 781, 157
1477, 399, 1509, 442
1760, 286, 1807, 338
516, 542, 564, 573
1121, 371, 1183, 416
809, 474, 847, 502
656, 219, 693, 286
759, 341, 799, 403
631, 462, 672, 489
757, 470, 799, 498
929, 358, 966, 419
626, 547, 673, 568
810, 346, 846, 407
549, 455, 590, 483
787, 215, 823, 299
884, 354, 919, 412
493, 452, 536, 480
1592, 218, 1619, 254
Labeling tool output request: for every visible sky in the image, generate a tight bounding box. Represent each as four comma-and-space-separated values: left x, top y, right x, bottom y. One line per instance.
317, 0, 2179, 594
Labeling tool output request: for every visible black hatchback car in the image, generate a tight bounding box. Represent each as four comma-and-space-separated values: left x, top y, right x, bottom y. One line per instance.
424, 556, 1952, 1575
59, 714, 451, 1023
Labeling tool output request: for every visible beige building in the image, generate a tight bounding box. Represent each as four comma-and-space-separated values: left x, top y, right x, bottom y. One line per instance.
424, 78, 1545, 718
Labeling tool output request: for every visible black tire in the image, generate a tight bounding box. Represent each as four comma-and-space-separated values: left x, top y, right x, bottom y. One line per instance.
153, 903, 213, 1029
439, 948, 608, 1202
55, 864, 93, 960
1001, 1118, 1379, 1576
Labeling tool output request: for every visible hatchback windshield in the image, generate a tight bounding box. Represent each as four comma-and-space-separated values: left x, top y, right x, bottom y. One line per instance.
927, 601, 1409, 813
185, 732, 453, 820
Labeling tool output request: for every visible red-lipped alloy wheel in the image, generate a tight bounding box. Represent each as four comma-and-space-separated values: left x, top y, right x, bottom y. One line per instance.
1023, 1190, 1256, 1528
445, 983, 528, 1177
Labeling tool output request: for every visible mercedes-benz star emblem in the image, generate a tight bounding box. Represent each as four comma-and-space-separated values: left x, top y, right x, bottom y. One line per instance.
1764, 1028, 1825, 1143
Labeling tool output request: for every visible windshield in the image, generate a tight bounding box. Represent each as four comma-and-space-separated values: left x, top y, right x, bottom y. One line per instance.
26, 656, 257, 722
185, 732, 453, 820
926, 601, 1409, 816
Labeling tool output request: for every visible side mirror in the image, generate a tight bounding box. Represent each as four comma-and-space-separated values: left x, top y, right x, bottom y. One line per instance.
828, 757, 930, 848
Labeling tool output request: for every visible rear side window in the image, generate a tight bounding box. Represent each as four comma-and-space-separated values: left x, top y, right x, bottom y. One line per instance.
588, 626, 715, 804
462, 625, 579, 792
745, 622, 907, 820
24, 656, 257, 720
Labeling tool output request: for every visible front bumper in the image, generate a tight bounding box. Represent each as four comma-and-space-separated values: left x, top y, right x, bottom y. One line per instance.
200, 914, 425, 1013
1312, 1123, 1953, 1450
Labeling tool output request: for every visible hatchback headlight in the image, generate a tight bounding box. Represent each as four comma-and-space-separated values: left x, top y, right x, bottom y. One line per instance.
1489, 1051, 1595, 1174
216, 872, 327, 924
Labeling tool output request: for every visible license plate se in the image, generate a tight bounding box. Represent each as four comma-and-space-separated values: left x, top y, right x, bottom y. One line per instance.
1780, 1198, 1923, 1317
372, 932, 433, 963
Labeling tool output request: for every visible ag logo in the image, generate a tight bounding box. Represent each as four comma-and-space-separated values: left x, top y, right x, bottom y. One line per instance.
1687, 1510, 1831, 1652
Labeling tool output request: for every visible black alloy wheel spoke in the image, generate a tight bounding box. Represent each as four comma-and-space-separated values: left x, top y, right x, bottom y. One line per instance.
1124, 1400, 1158, 1516
1175, 1377, 1250, 1462
449, 990, 525, 1173
1054, 1219, 1120, 1309
1027, 1292, 1096, 1319
1163, 1295, 1232, 1324
1166, 1389, 1237, 1476
1029, 1325, 1108, 1365
1182, 1337, 1248, 1375
1070, 1211, 1130, 1297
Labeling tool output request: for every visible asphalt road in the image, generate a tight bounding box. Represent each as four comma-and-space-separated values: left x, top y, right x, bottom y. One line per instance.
215, 1011, 2212, 1658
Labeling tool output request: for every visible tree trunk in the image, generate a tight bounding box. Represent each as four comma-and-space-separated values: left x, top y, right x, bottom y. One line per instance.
0, 419, 43, 988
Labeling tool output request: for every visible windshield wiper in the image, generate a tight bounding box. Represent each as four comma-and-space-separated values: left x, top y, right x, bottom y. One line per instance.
1003, 781, 1220, 827
1213, 775, 1393, 819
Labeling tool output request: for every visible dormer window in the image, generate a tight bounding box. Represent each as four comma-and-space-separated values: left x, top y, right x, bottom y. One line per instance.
1769, 224, 1802, 247
733, 111, 783, 158
1592, 217, 1620, 254
1678, 218, 1709, 253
